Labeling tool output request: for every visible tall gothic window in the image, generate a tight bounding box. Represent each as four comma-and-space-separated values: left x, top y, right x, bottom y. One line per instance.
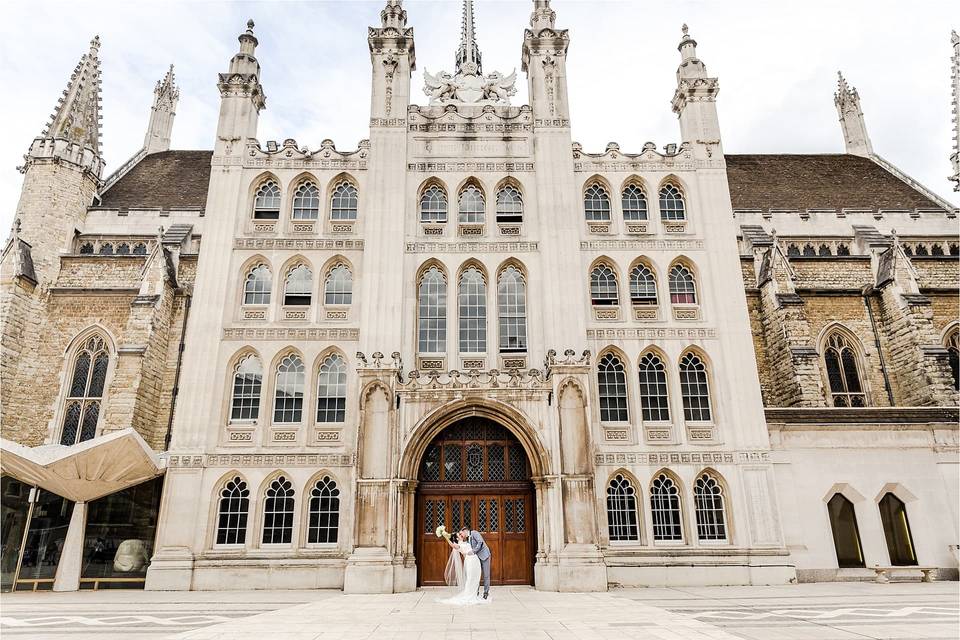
668, 264, 697, 304
458, 184, 485, 224
230, 354, 263, 422
658, 183, 685, 221
584, 183, 611, 222
827, 493, 864, 568
253, 180, 281, 219
878, 493, 917, 566
215, 476, 250, 545
273, 354, 305, 423
694, 472, 727, 542
316, 354, 347, 423
496, 186, 523, 223
606, 474, 640, 542
60, 335, 110, 445
650, 472, 683, 542
243, 264, 272, 305
679, 352, 712, 422
324, 264, 353, 306
331, 182, 359, 220
262, 476, 295, 545
823, 332, 866, 407
621, 184, 648, 221
637, 352, 670, 421
292, 181, 320, 219
418, 267, 447, 353
420, 185, 448, 223
946, 329, 959, 390
598, 353, 629, 422
629, 262, 657, 305
590, 264, 619, 306
283, 264, 312, 306
308, 476, 340, 544
458, 267, 487, 353
498, 266, 527, 353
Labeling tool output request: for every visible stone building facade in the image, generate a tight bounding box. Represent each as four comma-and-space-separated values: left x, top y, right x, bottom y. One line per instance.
1, 0, 957, 593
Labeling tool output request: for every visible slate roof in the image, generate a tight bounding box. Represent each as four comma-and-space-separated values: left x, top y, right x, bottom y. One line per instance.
99, 150, 212, 210
724, 154, 946, 212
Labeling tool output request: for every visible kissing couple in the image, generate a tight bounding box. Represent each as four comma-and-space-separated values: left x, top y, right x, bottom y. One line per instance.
438, 526, 491, 605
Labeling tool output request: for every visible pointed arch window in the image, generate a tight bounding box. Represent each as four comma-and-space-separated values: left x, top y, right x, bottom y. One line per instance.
99, 243, 114, 256
132, 242, 148, 255
283, 264, 312, 306
243, 264, 272, 305
60, 335, 110, 445
658, 183, 685, 221
316, 354, 347, 423
694, 472, 727, 542
79, 242, 94, 254
458, 184, 485, 224
262, 475, 295, 545
308, 476, 340, 544
273, 354, 305, 423
629, 263, 657, 305
590, 264, 619, 306
823, 333, 866, 407
498, 266, 527, 353
292, 181, 320, 219
496, 186, 523, 223
116, 243, 130, 255
458, 267, 487, 353
878, 493, 917, 566
253, 180, 281, 219
420, 185, 448, 223
215, 477, 250, 546
324, 264, 353, 306
827, 493, 864, 567
606, 474, 640, 542
331, 182, 359, 220
598, 353, 628, 422
584, 183, 611, 222
622, 184, 648, 221
418, 267, 447, 353
679, 352, 712, 422
638, 352, 670, 421
945, 329, 958, 390
668, 264, 697, 304
650, 473, 683, 542
230, 354, 263, 422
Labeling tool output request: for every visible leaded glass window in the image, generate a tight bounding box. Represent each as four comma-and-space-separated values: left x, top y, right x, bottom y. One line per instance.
668, 264, 697, 304
244, 264, 271, 305
273, 354, 304, 423
116, 243, 130, 255
598, 353, 629, 422
418, 267, 447, 353
132, 242, 147, 255
508, 443, 526, 481
231, 354, 262, 421
458, 267, 487, 353
99, 243, 114, 255
443, 444, 463, 480
694, 473, 727, 541
622, 184, 648, 221
458, 184, 485, 224
498, 266, 527, 353
262, 476, 295, 544
466, 444, 484, 481
421, 445, 441, 481
584, 184, 611, 222
292, 181, 320, 219
487, 443, 505, 481
496, 186, 523, 223
324, 264, 352, 306
283, 265, 312, 306
308, 476, 340, 544
658, 183, 685, 221
679, 352, 712, 422
638, 352, 669, 422
607, 474, 640, 542
79, 242, 94, 254
823, 333, 866, 407
316, 354, 346, 423
60, 335, 109, 445
253, 180, 281, 219
946, 329, 958, 390
331, 182, 358, 220
420, 185, 447, 223
590, 264, 619, 306
216, 476, 249, 545
650, 473, 683, 542
629, 263, 657, 305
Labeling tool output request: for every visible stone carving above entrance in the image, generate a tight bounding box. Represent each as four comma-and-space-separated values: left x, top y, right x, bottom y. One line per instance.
399, 368, 548, 391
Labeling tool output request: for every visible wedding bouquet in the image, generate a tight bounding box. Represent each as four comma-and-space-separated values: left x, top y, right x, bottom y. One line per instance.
435, 525, 451, 541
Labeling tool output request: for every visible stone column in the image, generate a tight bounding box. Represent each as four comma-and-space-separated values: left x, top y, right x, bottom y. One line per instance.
53, 501, 86, 592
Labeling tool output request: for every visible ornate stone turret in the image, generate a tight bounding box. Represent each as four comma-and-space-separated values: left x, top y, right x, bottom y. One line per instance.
834, 71, 873, 157
369, 0, 415, 120
144, 65, 179, 154
214, 20, 265, 155
522, 0, 570, 122
671, 24, 722, 160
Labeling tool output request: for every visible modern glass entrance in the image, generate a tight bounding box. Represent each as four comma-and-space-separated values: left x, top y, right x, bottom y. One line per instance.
1, 477, 74, 592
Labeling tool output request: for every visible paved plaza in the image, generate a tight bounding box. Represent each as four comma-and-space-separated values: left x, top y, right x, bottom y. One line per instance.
1, 582, 957, 640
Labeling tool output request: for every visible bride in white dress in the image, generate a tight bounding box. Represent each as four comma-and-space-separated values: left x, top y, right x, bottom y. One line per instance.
438, 537, 488, 605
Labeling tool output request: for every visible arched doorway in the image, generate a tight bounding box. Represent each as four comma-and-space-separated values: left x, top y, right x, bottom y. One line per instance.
415, 417, 536, 586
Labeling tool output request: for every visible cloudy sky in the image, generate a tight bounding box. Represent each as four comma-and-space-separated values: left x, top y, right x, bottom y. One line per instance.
1, 0, 957, 233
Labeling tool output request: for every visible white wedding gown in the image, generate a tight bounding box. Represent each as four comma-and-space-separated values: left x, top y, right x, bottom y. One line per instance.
439, 541, 488, 606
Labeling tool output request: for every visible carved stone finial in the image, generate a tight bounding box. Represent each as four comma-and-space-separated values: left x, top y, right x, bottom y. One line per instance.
681, 23, 688, 36
246, 19, 255, 32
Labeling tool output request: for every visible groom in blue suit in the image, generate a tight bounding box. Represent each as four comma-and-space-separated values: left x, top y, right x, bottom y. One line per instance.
459, 527, 491, 598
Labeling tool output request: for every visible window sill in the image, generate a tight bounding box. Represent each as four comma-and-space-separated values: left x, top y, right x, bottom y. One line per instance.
329, 220, 355, 234
291, 219, 317, 233
632, 305, 660, 321
672, 305, 701, 321
593, 306, 621, 321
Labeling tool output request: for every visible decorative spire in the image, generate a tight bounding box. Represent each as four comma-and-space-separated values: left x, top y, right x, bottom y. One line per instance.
834, 71, 873, 156
456, 0, 482, 75
529, 0, 556, 32
42, 35, 103, 155
950, 30, 958, 191
380, 0, 407, 30
144, 64, 180, 154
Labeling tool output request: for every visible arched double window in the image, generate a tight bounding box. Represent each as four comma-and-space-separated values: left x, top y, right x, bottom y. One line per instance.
116, 243, 130, 255
324, 264, 353, 306
679, 352, 712, 422
458, 184, 485, 224
283, 265, 312, 306
496, 186, 523, 224
584, 183, 611, 222
308, 476, 340, 544
253, 180, 281, 219
622, 184, 648, 221
827, 493, 864, 567
418, 267, 447, 353
243, 264, 272, 305
262, 475, 295, 545
99, 243, 114, 255
650, 473, 683, 542
945, 328, 959, 390
590, 263, 619, 306
316, 354, 347, 423
606, 474, 640, 542
598, 353, 628, 422
292, 181, 320, 219
668, 263, 697, 304
694, 472, 727, 542
658, 183, 685, 221
629, 262, 657, 306
420, 185, 448, 223
637, 352, 670, 421
60, 335, 110, 445
458, 267, 487, 353
273, 354, 305, 423
498, 266, 527, 353
230, 354, 263, 422
878, 493, 917, 566
823, 332, 866, 407
132, 242, 148, 255
215, 476, 250, 545
331, 182, 359, 220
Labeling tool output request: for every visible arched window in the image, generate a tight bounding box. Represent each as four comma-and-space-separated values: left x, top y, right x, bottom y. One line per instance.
914, 244, 929, 256
316, 354, 347, 423
215, 476, 250, 545
598, 353, 628, 422
261, 475, 295, 544
903, 245, 914, 257
79, 242, 94, 254
818, 244, 832, 256
308, 476, 340, 544
946, 329, 959, 390
458, 184, 485, 224
496, 186, 523, 223
694, 472, 727, 542
658, 183, 685, 221
420, 185, 447, 223
679, 352, 712, 422
253, 180, 281, 219
650, 473, 683, 542
60, 335, 110, 445
99, 243, 114, 256
629, 263, 657, 306
823, 332, 866, 407
324, 264, 352, 306
273, 354, 304, 423
132, 242, 148, 255
116, 243, 130, 255
786, 244, 801, 257
498, 266, 527, 353
836, 244, 851, 256
590, 264, 619, 306
802, 243, 816, 257
827, 493, 864, 567
418, 267, 447, 353
621, 184, 648, 221
931, 244, 945, 256
243, 264, 272, 305
283, 264, 312, 306
878, 493, 917, 566
230, 355, 263, 422
668, 263, 697, 304
606, 474, 640, 542
584, 183, 611, 222
458, 267, 486, 353
949, 243, 959, 256
637, 352, 669, 421
330, 182, 359, 220
292, 181, 320, 219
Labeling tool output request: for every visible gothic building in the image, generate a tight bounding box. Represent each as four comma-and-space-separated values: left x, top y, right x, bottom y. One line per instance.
1, 0, 957, 593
